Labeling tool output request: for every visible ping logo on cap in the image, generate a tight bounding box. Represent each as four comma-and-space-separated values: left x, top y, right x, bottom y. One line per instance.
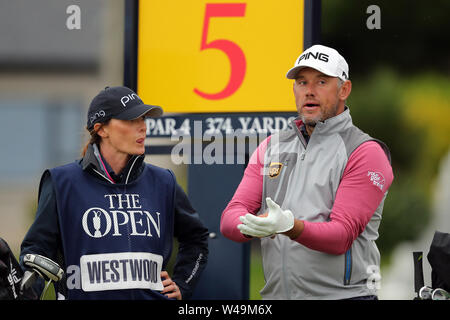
120, 93, 141, 107
297, 52, 329, 64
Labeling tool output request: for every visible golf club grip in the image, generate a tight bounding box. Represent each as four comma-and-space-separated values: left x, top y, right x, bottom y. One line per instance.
413, 251, 424, 295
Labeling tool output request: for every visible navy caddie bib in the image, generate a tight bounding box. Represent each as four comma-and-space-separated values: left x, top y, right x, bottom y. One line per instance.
49, 162, 176, 300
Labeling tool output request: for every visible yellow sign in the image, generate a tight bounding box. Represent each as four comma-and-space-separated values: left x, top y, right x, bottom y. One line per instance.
137, 0, 303, 113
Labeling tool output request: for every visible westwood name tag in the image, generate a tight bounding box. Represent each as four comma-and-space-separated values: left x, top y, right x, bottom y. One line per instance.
80, 252, 163, 292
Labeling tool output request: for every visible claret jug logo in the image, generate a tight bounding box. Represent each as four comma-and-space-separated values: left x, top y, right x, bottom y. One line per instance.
268, 162, 283, 178
82, 208, 111, 238
82, 194, 161, 238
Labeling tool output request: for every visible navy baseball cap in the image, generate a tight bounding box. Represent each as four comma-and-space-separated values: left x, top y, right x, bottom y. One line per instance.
87, 86, 163, 130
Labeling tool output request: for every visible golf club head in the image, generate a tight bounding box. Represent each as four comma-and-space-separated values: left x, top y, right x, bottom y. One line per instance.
432, 288, 450, 300
23, 254, 64, 282
419, 286, 433, 300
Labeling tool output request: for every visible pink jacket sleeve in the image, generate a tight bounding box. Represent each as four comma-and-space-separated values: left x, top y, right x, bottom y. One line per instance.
220, 138, 394, 255
294, 141, 394, 254
220, 137, 270, 242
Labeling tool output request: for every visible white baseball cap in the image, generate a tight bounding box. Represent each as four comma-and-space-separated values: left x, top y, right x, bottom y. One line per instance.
286, 44, 349, 81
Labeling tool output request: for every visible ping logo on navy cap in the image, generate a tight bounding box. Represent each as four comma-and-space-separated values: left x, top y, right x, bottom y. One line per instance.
87, 86, 163, 130
120, 93, 141, 107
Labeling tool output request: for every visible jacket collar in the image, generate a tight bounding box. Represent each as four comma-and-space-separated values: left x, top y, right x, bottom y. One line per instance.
81, 144, 145, 184
313, 106, 352, 135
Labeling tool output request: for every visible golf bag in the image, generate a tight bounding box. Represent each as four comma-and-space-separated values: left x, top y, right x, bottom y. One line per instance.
413, 231, 450, 300
0, 237, 37, 300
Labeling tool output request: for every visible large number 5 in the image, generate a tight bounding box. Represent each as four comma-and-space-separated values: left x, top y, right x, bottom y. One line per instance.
194, 3, 246, 100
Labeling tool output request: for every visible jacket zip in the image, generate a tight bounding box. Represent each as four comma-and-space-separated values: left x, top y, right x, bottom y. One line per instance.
294, 121, 354, 286
281, 121, 310, 298
291, 120, 308, 149
91, 154, 142, 185
125, 156, 141, 184
92, 168, 114, 184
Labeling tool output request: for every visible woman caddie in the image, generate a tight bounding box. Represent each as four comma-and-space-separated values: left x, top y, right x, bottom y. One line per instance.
20, 86, 209, 300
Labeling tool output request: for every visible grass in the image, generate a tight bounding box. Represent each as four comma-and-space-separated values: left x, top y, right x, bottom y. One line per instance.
249, 246, 264, 300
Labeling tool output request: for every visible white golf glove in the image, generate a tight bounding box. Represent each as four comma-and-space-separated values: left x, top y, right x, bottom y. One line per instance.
237, 197, 294, 238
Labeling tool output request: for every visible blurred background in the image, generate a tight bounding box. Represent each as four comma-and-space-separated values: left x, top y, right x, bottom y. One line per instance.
0, 0, 125, 254
0, 0, 449, 300
320, 0, 450, 299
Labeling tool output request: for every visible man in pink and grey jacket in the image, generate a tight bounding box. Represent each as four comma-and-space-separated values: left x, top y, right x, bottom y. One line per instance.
220, 44, 394, 300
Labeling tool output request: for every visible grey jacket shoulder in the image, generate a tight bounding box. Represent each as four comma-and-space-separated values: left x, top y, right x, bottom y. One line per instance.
338, 125, 391, 163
